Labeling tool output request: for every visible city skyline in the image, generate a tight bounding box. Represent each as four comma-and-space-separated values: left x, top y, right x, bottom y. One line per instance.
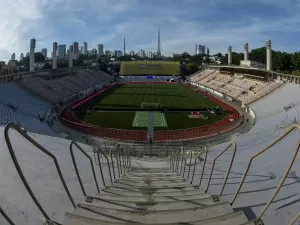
1, 0, 300, 61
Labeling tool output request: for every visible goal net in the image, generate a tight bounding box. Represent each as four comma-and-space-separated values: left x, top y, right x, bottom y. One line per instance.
141, 102, 159, 110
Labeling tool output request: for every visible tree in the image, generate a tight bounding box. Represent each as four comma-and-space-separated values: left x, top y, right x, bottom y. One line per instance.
34, 52, 45, 63
186, 63, 198, 75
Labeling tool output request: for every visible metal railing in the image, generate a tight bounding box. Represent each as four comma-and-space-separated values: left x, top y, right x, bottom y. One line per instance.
69, 141, 100, 196
0, 206, 15, 225
288, 212, 300, 225
4, 122, 76, 223
97, 148, 113, 185
230, 123, 300, 220
205, 141, 236, 195
190, 148, 207, 184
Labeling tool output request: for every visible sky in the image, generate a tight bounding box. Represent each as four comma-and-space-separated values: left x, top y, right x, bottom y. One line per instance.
1, 0, 300, 61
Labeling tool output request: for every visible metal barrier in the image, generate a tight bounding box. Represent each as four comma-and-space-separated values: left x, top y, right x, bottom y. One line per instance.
69, 141, 100, 196
0, 206, 15, 225
190, 148, 207, 184
205, 141, 236, 195
198, 148, 208, 187
288, 212, 300, 225
97, 148, 113, 185
4, 122, 76, 222
230, 123, 300, 220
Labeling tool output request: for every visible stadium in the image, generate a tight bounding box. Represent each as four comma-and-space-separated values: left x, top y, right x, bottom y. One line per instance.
1, 41, 300, 225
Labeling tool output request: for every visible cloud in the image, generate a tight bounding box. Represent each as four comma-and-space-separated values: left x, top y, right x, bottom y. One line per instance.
0, 0, 300, 61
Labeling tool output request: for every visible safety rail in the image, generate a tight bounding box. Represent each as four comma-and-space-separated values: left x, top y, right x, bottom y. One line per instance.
0, 206, 15, 225
230, 123, 300, 220
190, 148, 207, 184
205, 141, 236, 195
69, 141, 100, 196
97, 148, 113, 185
4, 122, 76, 223
288, 212, 300, 225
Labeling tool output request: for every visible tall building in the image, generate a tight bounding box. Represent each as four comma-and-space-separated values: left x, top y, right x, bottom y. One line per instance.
157, 28, 161, 58
130, 50, 135, 56
11, 53, 15, 61
58, 45, 66, 59
116, 50, 123, 57
91, 48, 97, 56
83, 42, 88, 55
97, 44, 104, 56
105, 50, 110, 56
73, 42, 79, 59
20, 53, 24, 61
41, 48, 47, 57
146, 51, 153, 58
139, 50, 146, 58
26, 52, 30, 57
80, 46, 83, 54
197, 45, 206, 55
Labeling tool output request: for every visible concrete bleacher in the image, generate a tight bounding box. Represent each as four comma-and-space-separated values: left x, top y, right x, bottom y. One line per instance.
191, 69, 282, 104
20, 69, 112, 104
0, 82, 56, 136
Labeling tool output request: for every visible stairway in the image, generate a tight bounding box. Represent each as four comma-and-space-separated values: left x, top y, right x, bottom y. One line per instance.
62, 159, 251, 225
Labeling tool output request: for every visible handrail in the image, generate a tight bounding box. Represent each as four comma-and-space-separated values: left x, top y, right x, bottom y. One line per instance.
97, 148, 113, 185
113, 150, 121, 178
0, 206, 15, 225
205, 141, 236, 194
230, 123, 300, 219
187, 150, 193, 179
190, 148, 206, 184
70, 141, 100, 196
288, 212, 300, 225
94, 147, 106, 187
4, 122, 76, 222
110, 149, 116, 180
198, 147, 208, 187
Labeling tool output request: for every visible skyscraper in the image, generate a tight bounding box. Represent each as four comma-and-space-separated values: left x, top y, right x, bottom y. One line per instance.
26, 52, 30, 57
41, 48, 47, 57
97, 44, 104, 56
83, 42, 88, 55
157, 28, 161, 58
58, 45, 66, 59
20, 53, 24, 61
11, 53, 15, 60
73, 42, 79, 59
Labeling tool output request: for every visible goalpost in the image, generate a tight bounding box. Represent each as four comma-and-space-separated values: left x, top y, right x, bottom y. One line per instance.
141, 102, 160, 110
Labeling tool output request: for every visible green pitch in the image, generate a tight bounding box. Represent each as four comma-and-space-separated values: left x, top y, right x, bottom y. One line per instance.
75, 83, 225, 130
132, 112, 167, 127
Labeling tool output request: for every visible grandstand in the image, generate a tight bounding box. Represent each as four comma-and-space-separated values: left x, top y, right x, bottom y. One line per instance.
120, 61, 180, 75
1, 64, 300, 225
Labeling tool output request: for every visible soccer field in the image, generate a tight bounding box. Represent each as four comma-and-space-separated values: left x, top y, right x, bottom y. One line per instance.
75, 83, 226, 130
132, 112, 167, 127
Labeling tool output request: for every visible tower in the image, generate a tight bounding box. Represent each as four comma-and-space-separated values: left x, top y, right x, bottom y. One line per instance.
124, 37, 126, 56
244, 43, 249, 61
195, 44, 197, 55
52, 42, 58, 69
228, 46, 232, 65
157, 28, 161, 58
30, 39, 36, 72
69, 45, 73, 68
266, 40, 272, 70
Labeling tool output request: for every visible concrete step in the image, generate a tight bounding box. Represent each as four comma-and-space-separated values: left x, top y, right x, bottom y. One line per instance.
87, 196, 222, 210
91, 193, 212, 203
117, 180, 188, 186
120, 176, 186, 182
112, 182, 193, 189
100, 188, 205, 197
89, 196, 221, 209
103, 185, 199, 193
70, 202, 234, 223
64, 210, 248, 225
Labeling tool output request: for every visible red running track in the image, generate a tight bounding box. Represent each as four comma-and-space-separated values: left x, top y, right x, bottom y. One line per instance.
59, 82, 242, 142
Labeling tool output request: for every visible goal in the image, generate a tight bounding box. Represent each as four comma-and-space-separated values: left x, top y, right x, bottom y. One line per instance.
141, 102, 159, 110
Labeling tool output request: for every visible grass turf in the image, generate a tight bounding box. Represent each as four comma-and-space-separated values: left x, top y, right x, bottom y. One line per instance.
75, 83, 225, 130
